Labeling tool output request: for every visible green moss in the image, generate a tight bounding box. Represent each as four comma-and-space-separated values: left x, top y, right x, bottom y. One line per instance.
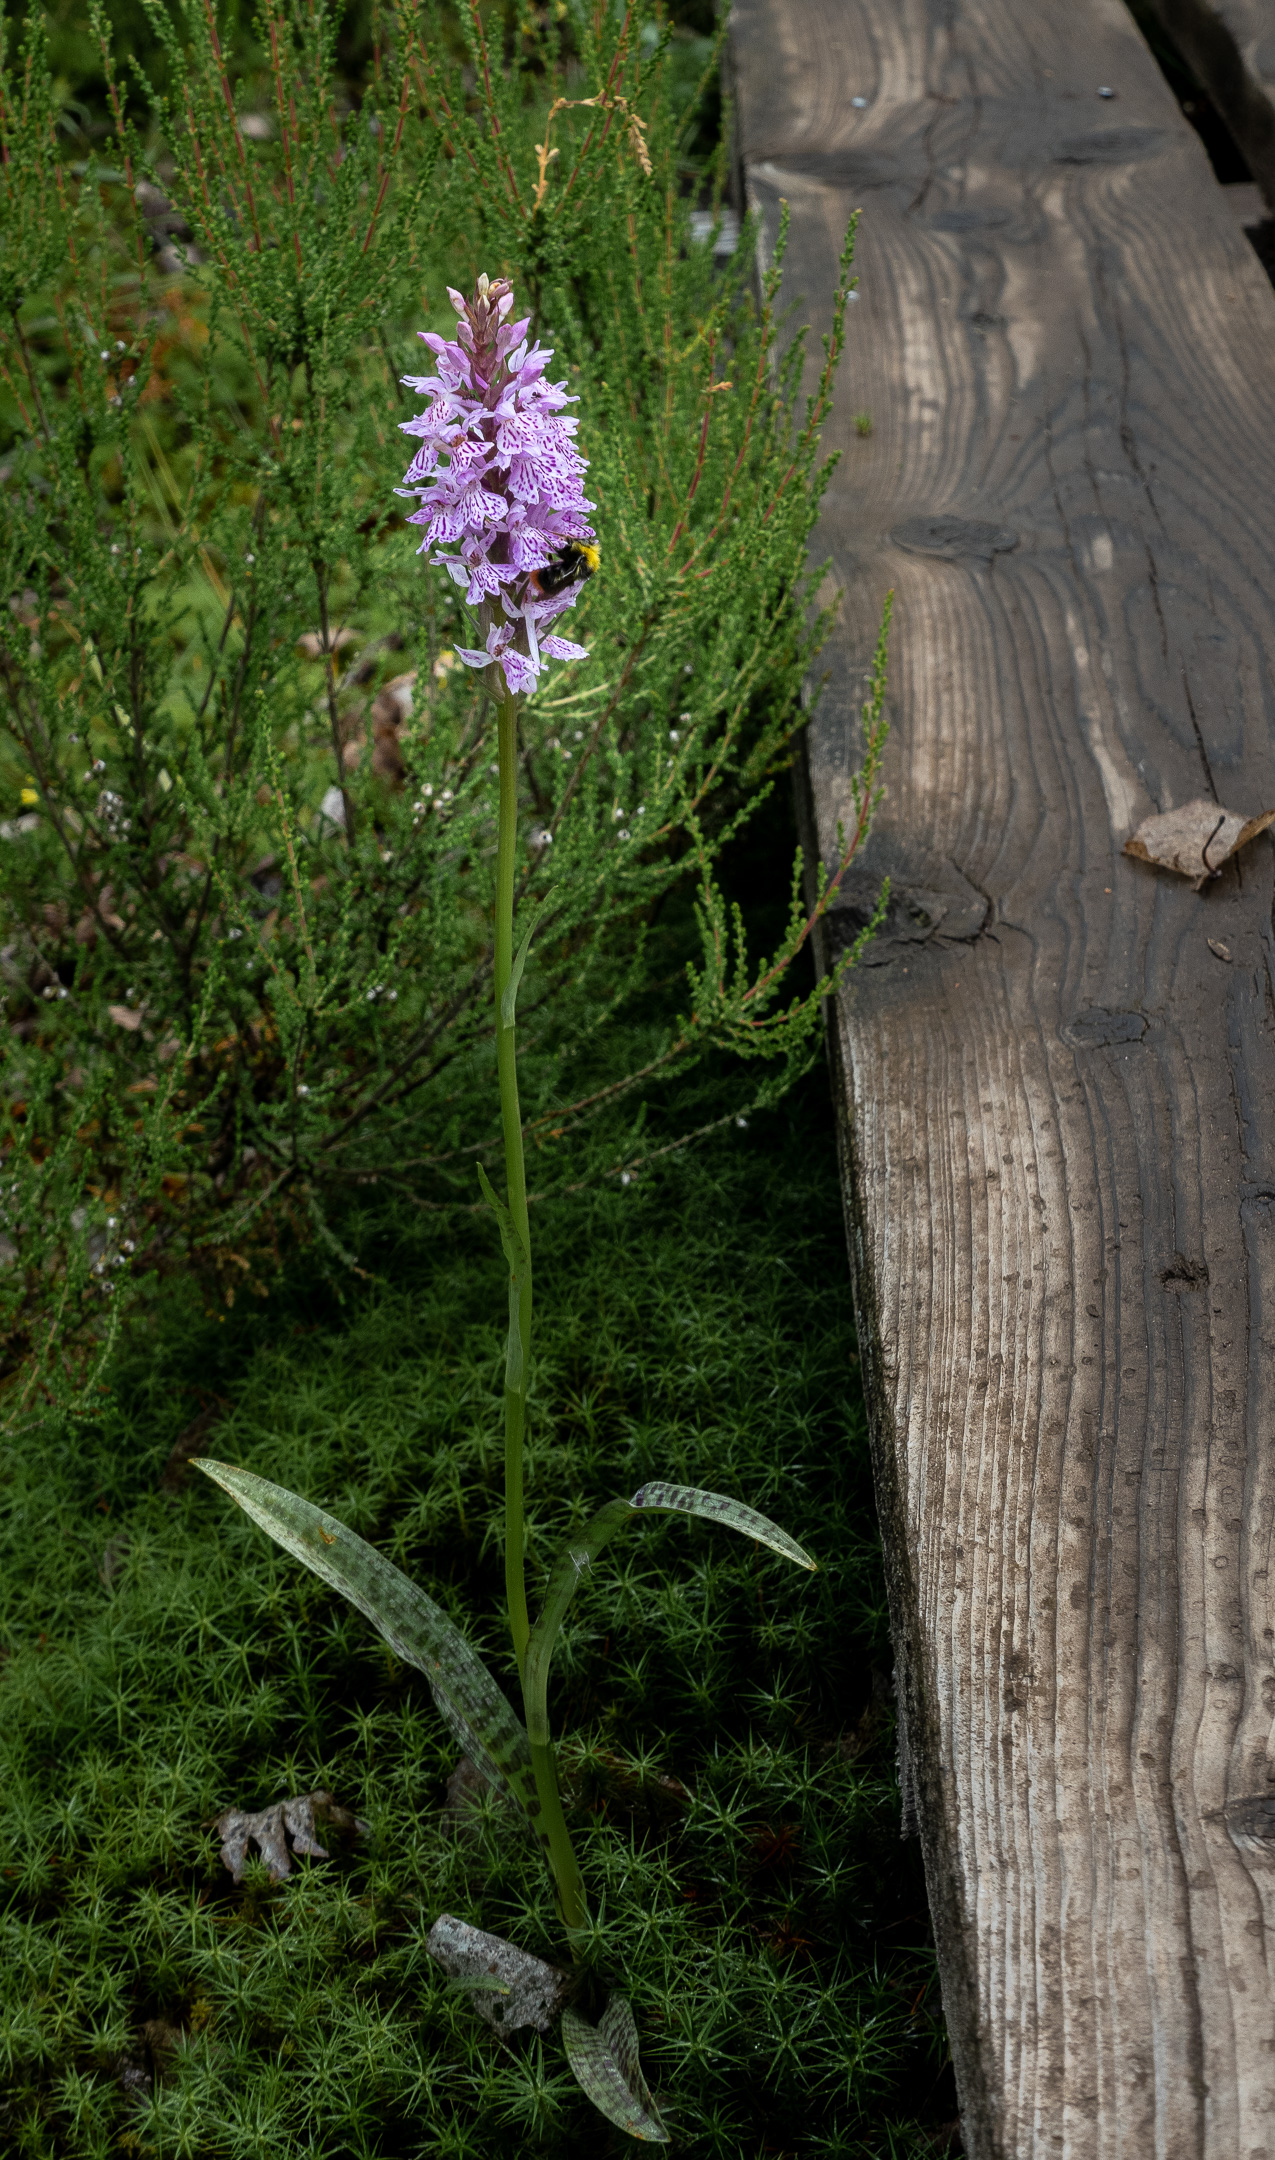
1, 1075, 949, 2156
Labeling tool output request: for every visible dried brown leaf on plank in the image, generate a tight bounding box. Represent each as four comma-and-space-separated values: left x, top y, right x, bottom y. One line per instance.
1123, 797, 1275, 890
211, 1789, 367, 1883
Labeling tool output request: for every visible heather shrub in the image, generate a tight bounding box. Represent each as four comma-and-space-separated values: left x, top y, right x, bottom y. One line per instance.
0, 0, 878, 1416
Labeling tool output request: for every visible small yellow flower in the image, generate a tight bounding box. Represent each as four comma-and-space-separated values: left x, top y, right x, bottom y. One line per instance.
20, 777, 38, 806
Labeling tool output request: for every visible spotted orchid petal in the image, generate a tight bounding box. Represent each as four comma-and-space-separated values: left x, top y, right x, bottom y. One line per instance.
499, 648, 540, 696
401, 277, 596, 687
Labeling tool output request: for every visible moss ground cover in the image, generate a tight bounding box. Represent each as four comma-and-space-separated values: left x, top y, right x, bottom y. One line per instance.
1, 1042, 953, 2155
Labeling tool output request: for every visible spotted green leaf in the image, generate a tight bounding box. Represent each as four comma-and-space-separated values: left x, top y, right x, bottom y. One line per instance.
630, 1481, 817, 1570
193, 1461, 538, 1820
561, 1994, 668, 2143
524, 1485, 815, 1748
524, 1498, 632, 1746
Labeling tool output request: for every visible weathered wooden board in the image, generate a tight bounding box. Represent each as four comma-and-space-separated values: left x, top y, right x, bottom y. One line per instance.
1140, 0, 1275, 205
729, 2, 1275, 2155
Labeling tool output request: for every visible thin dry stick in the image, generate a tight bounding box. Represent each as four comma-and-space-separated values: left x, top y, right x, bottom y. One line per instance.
274, 788, 319, 1003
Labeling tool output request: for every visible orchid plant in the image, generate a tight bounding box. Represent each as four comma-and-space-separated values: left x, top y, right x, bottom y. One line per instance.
194, 276, 827, 2143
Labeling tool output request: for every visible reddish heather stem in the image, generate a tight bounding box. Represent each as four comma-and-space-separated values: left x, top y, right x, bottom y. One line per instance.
202, 0, 264, 254
668, 335, 717, 554
362, 65, 413, 252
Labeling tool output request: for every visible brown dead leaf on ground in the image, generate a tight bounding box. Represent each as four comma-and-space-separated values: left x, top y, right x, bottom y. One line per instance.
1123, 798, 1275, 890
441, 1752, 504, 1835
426, 1913, 574, 2035
342, 631, 405, 687
371, 671, 416, 730
297, 627, 358, 658
371, 671, 416, 786
158, 1401, 225, 1494
85, 886, 125, 936
211, 1789, 368, 1883
108, 1003, 143, 1030
568, 1745, 691, 1841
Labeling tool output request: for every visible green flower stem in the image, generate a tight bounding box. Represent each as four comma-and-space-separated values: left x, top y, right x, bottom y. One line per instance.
494, 685, 589, 1941
530, 1739, 590, 1936
495, 688, 533, 1677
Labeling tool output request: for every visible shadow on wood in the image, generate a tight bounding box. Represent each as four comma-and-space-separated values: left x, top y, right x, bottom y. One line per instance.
729, 2, 1275, 2154
1138, 0, 1275, 206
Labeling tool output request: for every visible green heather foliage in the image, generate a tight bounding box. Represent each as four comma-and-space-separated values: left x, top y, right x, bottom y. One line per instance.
0, 1085, 948, 2157
0, 0, 877, 1414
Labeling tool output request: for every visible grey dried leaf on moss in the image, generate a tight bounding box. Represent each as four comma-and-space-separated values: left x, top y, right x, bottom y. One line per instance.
99, 1532, 131, 1586
1123, 798, 1275, 890
212, 1789, 368, 1883
426, 1914, 574, 2035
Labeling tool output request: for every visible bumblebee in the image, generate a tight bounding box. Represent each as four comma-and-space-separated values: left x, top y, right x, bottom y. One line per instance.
530, 540, 600, 598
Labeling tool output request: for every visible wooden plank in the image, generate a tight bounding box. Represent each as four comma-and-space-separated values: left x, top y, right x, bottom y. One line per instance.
728, 3, 1275, 2155
1138, 0, 1275, 206
1223, 176, 1271, 222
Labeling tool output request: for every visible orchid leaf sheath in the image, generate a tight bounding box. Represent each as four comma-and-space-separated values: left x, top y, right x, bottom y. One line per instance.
475, 1163, 530, 1398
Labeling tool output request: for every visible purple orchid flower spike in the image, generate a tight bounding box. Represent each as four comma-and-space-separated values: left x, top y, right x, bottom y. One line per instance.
398, 274, 596, 698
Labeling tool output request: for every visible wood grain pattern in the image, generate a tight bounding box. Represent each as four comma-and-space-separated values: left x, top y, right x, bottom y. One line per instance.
728, 3, 1275, 2154
1140, 0, 1275, 206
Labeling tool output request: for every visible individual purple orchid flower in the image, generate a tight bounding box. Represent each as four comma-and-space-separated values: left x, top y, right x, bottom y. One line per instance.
398, 274, 596, 699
